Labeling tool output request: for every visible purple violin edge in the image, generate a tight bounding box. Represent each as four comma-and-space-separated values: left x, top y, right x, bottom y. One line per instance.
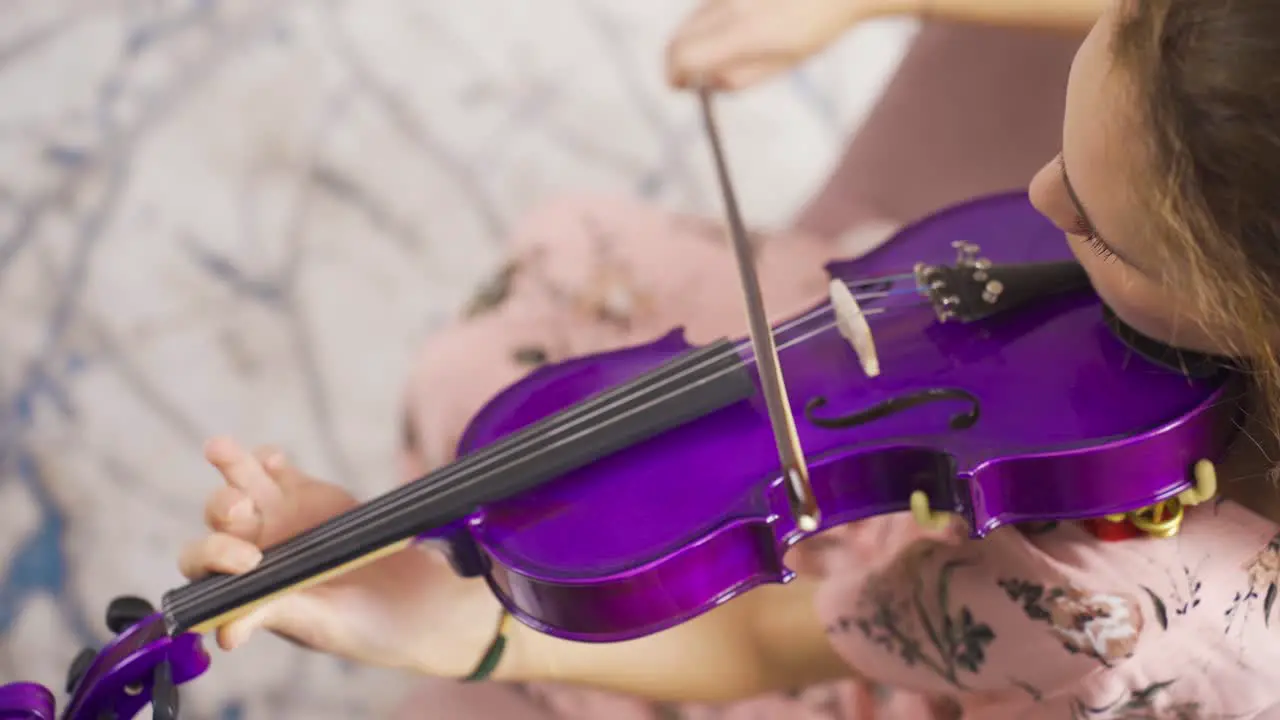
473, 381, 1238, 589
964, 379, 1240, 534
471, 384, 1235, 645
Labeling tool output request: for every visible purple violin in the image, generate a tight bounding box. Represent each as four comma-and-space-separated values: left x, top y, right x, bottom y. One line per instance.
0, 191, 1242, 720
0, 123, 1243, 720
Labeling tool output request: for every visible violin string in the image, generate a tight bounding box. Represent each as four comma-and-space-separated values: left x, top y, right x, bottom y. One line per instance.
169, 276, 928, 615
165, 308, 866, 616
168, 276, 927, 615
168, 300, 911, 616
164, 291, 873, 613
168, 287, 923, 617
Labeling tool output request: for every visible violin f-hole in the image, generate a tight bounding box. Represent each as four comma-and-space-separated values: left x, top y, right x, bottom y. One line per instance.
804, 388, 981, 431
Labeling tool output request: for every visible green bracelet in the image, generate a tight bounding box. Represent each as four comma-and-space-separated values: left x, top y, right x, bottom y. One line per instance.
461, 608, 511, 683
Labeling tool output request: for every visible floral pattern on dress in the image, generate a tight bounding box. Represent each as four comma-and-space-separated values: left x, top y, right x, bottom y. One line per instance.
831, 544, 996, 689
565, 217, 648, 328
998, 579, 1143, 666
1225, 532, 1280, 641
464, 258, 523, 317
1135, 550, 1207, 631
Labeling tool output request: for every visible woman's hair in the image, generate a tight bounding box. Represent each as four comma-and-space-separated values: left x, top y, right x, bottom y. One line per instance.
1113, 2, 1280, 439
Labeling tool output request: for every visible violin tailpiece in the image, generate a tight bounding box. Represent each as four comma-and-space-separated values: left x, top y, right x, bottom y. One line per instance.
916, 242, 1092, 324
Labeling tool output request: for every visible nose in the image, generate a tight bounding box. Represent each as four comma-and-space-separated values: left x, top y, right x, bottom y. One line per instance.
1027, 158, 1060, 218
1026, 157, 1083, 239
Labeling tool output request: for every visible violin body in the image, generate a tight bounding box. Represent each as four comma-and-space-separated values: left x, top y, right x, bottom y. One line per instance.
432, 191, 1239, 642
0, 191, 1240, 719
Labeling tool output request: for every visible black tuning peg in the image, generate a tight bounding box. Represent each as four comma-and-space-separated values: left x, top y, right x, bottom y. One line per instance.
151, 661, 180, 720
105, 596, 155, 634
65, 647, 97, 693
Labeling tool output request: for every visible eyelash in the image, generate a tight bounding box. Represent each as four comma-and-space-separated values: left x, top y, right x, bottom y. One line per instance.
1069, 216, 1117, 261
1056, 154, 1117, 262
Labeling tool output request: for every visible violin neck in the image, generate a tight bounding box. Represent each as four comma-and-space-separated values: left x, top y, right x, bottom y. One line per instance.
161, 338, 756, 636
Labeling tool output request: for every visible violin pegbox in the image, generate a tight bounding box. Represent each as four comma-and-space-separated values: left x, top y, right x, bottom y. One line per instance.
915, 241, 1093, 324
57, 596, 210, 720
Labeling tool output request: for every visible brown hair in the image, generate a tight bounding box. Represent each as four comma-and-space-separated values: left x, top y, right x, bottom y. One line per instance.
1114, 2, 1280, 437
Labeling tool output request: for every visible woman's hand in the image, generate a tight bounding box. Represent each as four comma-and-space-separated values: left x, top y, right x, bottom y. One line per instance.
178, 437, 847, 700
177, 437, 503, 678
666, 0, 893, 91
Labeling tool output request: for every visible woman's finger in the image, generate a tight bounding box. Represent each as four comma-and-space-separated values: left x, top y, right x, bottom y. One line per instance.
669, 15, 795, 90
680, 0, 736, 40
178, 532, 264, 580
203, 486, 262, 539
253, 444, 308, 492
667, 3, 753, 87
204, 436, 285, 510
251, 444, 287, 468
719, 55, 791, 90
215, 593, 333, 654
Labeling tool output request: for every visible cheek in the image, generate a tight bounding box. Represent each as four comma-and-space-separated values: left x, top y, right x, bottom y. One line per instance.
1079, 256, 1224, 353
1076, 254, 1150, 321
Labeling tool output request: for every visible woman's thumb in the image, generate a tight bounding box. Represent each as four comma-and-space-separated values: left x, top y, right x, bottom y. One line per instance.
214, 602, 275, 651
216, 592, 342, 653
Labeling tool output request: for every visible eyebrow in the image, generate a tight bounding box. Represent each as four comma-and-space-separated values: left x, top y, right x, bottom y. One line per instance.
1058, 157, 1146, 272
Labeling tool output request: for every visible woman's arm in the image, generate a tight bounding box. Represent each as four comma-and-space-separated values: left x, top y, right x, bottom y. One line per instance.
494, 577, 852, 703
665, 0, 1100, 92
878, 0, 1106, 32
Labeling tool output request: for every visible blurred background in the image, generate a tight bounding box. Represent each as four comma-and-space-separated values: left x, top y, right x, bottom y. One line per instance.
0, 0, 914, 717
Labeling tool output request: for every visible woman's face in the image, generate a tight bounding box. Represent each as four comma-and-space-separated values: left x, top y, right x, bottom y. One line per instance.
1028, 3, 1228, 355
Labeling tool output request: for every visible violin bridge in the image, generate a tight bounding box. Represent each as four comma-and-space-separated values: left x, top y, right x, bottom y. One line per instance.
829, 279, 881, 378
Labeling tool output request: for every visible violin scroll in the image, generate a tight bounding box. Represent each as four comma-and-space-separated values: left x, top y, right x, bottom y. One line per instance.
0, 682, 55, 720
60, 594, 207, 720
0, 595, 210, 720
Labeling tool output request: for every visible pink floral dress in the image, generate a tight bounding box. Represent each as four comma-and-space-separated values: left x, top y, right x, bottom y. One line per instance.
395, 194, 1280, 719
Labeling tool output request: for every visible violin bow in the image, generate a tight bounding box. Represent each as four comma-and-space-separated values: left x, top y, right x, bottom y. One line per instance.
696, 87, 821, 532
